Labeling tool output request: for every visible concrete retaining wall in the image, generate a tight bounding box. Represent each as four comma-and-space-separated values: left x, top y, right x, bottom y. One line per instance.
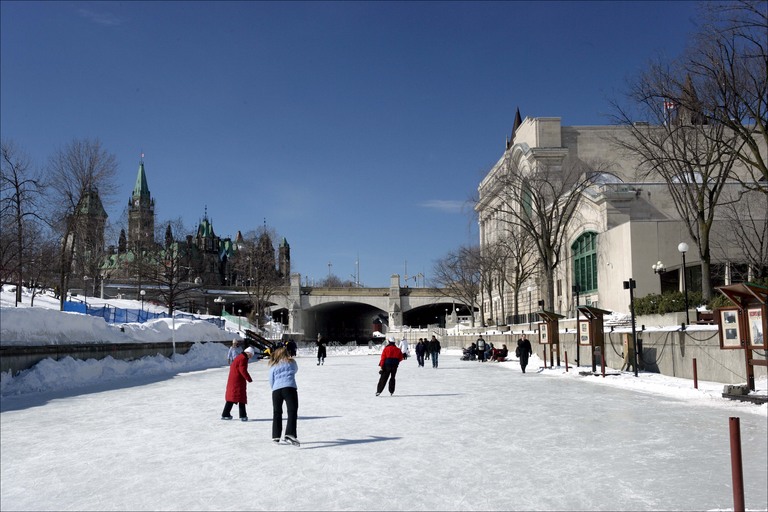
0, 340, 231, 376
439, 328, 767, 385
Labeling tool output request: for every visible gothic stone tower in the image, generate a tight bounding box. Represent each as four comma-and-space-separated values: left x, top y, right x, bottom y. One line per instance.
70, 187, 108, 277
279, 237, 290, 281
128, 159, 155, 251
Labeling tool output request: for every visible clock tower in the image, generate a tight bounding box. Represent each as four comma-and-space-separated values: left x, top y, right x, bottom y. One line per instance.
128, 157, 155, 251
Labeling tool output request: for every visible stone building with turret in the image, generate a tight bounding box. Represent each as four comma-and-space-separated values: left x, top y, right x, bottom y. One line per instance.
475, 108, 766, 326
100, 158, 289, 294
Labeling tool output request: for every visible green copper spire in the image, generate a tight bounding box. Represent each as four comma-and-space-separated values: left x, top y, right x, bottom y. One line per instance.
132, 159, 150, 200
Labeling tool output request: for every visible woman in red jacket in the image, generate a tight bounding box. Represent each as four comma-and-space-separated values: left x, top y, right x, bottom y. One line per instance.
222, 346, 256, 421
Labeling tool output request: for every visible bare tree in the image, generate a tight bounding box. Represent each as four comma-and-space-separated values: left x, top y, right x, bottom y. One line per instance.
432, 245, 480, 327
232, 226, 288, 328
495, 225, 537, 322
1, 139, 47, 304
317, 274, 356, 287
476, 243, 497, 325
716, 188, 768, 279
25, 230, 60, 307
612, 62, 742, 302
47, 139, 118, 310
144, 242, 200, 314
688, 0, 768, 191
480, 155, 597, 310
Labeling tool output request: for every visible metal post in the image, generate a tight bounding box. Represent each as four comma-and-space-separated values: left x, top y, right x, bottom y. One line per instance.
83, 275, 90, 310
573, 285, 580, 367
729, 417, 745, 512
678, 242, 690, 325
693, 358, 698, 389
171, 306, 176, 356
624, 278, 638, 377
565, 350, 569, 372
527, 286, 532, 330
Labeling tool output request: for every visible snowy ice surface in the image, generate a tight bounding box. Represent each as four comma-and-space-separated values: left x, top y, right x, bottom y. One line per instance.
1, 286, 767, 511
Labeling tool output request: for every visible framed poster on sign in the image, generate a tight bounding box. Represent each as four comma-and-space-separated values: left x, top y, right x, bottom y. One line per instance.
747, 307, 766, 349
539, 322, 549, 344
718, 308, 741, 349
579, 320, 591, 346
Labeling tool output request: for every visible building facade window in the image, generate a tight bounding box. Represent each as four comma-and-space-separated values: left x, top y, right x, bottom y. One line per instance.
572, 232, 598, 293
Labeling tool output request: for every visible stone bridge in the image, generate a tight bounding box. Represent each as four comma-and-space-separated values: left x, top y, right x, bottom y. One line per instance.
214, 274, 470, 342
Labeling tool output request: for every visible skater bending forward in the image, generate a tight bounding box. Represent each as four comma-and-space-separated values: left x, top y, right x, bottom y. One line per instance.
222, 346, 256, 421
376, 336, 404, 396
269, 345, 300, 446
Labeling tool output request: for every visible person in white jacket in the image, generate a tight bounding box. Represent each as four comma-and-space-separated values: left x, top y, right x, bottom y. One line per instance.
227, 339, 242, 365
398, 336, 410, 360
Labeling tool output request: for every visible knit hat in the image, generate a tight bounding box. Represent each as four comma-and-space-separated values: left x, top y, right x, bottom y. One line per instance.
387, 336, 395, 343
244, 347, 256, 357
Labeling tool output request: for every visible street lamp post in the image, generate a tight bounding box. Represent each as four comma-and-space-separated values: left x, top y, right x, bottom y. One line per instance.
171, 304, 176, 356
140, 289, 146, 312
623, 278, 639, 377
238, 309, 242, 331
572, 284, 581, 366
83, 276, 90, 310
527, 286, 532, 330
678, 242, 690, 325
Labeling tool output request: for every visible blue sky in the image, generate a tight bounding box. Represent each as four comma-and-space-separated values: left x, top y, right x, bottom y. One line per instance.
1, 1, 701, 287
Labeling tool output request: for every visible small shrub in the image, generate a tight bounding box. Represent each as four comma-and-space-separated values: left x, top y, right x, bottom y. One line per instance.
708, 293, 731, 310
634, 291, 703, 315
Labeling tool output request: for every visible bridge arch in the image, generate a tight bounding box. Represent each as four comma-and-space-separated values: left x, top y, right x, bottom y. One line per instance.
302, 301, 387, 343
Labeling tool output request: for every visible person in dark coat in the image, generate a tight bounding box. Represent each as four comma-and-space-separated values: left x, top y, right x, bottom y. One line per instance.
286, 338, 298, 357
316, 333, 327, 365
414, 338, 426, 367
376, 336, 404, 396
476, 335, 487, 362
221, 346, 256, 421
517, 337, 533, 373
427, 335, 441, 368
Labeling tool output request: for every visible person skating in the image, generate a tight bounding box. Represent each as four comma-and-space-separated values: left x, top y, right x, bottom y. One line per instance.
415, 338, 426, 367
398, 336, 410, 360
428, 335, 441, 368
268, 345, 300, 446
376, 336, 404, 396
221, 346, 256, 421
227, 339, 242, 365
316, 333, 327, 365
517, 336, 533, 373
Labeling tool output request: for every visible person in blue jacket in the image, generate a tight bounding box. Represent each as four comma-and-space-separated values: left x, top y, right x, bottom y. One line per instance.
268, 345, 300, 446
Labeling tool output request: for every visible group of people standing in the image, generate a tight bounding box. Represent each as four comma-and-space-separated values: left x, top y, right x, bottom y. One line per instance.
468, 335, 533, 373
413, 335, 442, 368
221, 339, 301, 446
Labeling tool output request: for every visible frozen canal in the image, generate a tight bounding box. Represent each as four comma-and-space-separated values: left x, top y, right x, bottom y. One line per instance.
2, 350, 766, 511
